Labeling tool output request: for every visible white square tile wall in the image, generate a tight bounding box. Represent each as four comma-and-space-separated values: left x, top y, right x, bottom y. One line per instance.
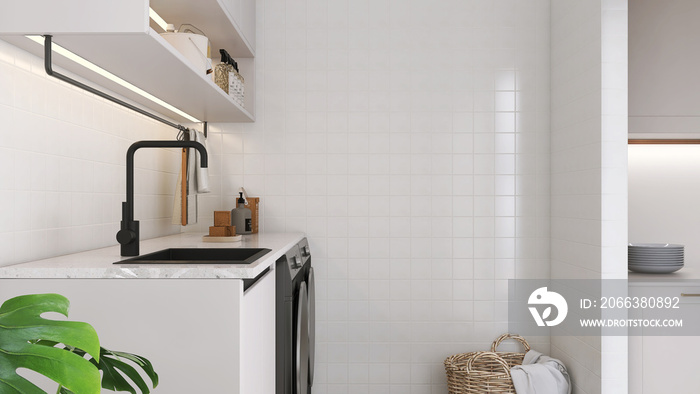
204, 0, 551, 392
0, 39, 183, 266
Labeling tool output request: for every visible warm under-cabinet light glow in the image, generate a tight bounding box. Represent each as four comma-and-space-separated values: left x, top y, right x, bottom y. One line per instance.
26, 35, 201, 123
149, 7, 169, 32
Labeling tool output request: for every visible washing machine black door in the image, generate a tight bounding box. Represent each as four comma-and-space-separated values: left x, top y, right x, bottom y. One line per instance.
295, 282, 309, 394
307, 267, 315, 387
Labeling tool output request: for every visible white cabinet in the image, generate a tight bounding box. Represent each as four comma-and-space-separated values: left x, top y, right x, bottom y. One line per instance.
628, 283, 700, 393
630, 335, 700, 393
630, 0, 700, 136
240, 267, 276, 393
0, 0, 255, 123
0, 276, 274, 393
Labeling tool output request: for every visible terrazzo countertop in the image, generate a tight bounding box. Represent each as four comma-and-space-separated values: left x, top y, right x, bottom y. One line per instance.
0, 232, 305, 279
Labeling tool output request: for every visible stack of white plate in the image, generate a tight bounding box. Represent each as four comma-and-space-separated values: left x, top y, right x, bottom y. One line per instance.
628, 243, 684, 274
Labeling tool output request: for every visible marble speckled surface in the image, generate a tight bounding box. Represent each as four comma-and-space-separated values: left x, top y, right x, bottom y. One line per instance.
0, 232, 305, 279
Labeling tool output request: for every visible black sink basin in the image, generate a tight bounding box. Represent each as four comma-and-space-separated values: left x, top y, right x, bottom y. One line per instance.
114, 248, 271, 265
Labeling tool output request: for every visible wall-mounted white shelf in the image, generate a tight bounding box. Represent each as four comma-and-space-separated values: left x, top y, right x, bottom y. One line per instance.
0, 0, 255, 124
150, 0, 255, 58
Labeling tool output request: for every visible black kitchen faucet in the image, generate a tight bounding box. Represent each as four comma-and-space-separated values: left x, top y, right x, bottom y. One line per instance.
116, 140, 208, 256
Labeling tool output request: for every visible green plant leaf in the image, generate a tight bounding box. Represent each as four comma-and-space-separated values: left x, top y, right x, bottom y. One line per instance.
51, 346, 159, 394
97, 348, 159, 394
0, 294, 101, 394
103, 350, 158, 390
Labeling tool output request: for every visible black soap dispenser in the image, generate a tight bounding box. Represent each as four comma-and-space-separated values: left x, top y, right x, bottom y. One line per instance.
231, 192, 252, 234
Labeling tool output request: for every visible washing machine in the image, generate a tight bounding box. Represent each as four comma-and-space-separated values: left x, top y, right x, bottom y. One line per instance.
276, 238, 315, 394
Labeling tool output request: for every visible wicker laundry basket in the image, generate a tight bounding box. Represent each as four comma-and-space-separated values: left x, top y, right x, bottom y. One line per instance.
444, 334, 531, 394
490, 333, 530, 368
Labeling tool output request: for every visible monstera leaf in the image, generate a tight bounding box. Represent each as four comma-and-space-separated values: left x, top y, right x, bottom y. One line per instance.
0, 293, 101, 394
51, 346, 159, 394
98, 348, 158, 394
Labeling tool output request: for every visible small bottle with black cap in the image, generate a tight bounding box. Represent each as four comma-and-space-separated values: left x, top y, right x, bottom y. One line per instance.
231, 192, 252, 234
214, 49, 234, 94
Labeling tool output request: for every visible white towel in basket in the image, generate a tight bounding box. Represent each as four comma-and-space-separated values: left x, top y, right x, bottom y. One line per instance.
510, 349, 571, 394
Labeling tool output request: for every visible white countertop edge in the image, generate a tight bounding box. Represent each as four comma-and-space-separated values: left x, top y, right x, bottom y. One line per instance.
628, 266, 700, 283
0, 232, 306, 279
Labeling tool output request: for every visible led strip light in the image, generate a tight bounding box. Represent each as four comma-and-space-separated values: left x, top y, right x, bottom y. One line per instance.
149, 7, 169, 32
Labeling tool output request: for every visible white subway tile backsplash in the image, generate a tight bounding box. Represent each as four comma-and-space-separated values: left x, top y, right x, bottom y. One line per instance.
13, 191, 31, 232
0, 190, 14, 233
0, 44, 188, 266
